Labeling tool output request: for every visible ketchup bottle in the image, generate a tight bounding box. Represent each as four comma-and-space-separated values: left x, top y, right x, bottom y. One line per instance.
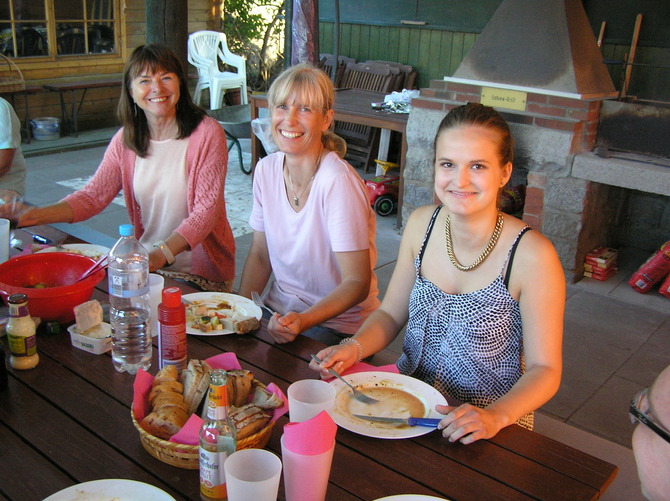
158, 287, 187, 372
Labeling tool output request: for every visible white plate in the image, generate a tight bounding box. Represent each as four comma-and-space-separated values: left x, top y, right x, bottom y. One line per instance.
44, 478, 175, 500
375, 495, 449, 501
183, 292, 262, 336
38, 243, 110, 261
329, 371, 447, 439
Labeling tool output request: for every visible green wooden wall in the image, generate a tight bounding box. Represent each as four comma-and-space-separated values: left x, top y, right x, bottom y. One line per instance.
319, 22, 478, 89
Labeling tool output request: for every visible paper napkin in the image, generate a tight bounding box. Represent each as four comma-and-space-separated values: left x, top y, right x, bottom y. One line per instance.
283, 411, 337, 455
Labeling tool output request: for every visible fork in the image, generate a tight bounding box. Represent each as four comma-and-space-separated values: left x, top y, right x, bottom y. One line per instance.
310, 354, 379, 404
251, 291, 275, 315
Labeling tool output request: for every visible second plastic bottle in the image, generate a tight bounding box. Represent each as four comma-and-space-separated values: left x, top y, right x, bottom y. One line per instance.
108, 224, 152, 374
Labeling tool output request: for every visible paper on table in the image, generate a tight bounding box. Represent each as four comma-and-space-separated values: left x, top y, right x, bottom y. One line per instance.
283, 411, 337, 455
339, 361, 399, 377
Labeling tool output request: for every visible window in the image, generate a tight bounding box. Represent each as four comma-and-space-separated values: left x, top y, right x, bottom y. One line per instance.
0, 0, 116, 59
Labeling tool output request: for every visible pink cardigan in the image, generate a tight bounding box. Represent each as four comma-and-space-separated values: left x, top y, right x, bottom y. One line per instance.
63, 116, 235, 283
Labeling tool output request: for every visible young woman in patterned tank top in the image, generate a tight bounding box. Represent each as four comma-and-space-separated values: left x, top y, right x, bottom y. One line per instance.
311, 103, 565, 444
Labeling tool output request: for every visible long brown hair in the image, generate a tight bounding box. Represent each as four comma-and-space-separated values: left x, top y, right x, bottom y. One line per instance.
117, 44, 206, 157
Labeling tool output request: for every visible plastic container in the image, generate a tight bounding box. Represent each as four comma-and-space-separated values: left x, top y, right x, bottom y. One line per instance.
68, 323, 113, 355
157, 287, 186, 372
30, 117, 61, 141
108, 224, 151, 374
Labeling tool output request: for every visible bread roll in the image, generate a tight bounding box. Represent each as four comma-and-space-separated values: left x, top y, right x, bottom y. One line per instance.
251, 385, 283, 410
234, 316, 260, 334
229, 404, 271, 440
227, 370, 254, 407
140, 366, 188, 439
180, 359, 212, 414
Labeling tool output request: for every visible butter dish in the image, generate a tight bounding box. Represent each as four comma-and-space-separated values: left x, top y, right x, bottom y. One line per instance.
68, 322, 112, 354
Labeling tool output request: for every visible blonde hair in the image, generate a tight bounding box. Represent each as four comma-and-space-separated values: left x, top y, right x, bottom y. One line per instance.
267, 63, 346, 157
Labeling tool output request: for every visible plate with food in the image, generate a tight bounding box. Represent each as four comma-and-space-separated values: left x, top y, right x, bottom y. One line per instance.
43, 478, 175, 500
184, 292, 262, 336
329, 371, 447, 439
37, 243, 110, 261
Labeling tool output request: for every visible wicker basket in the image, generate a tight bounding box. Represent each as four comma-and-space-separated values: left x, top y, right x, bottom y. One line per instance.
131, 379, 277, 470
0, 54, 25, 93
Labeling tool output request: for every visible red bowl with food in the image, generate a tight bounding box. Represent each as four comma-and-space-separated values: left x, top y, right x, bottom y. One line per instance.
0, 252, 106, 323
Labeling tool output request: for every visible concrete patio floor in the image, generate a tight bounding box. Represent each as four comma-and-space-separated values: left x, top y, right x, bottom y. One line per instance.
21, 127, 670, 501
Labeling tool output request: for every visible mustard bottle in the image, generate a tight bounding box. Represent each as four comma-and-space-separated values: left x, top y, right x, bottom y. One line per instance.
6, 294, 39, 370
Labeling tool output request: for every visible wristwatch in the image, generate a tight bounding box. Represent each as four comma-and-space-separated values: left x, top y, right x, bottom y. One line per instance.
153, 240, 176, 265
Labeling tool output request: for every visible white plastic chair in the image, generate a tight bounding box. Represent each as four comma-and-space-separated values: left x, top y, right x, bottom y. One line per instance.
187, 31, 247, 109
209, 33, 247, 110
187, 31, 220, 106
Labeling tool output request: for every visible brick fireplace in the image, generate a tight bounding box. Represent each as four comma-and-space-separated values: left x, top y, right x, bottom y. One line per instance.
399, 0, 670, 282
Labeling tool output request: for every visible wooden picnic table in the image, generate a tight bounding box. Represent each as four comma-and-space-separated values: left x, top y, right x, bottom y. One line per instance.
42, 76, 122, 137
0, 226, 618, 501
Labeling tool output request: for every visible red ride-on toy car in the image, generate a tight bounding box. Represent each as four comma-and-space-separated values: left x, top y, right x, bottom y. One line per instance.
365, 175, 399, 216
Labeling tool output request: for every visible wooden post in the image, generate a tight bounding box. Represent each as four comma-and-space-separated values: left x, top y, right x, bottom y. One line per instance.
620, 13, 643, 100
145, 0, 189, 73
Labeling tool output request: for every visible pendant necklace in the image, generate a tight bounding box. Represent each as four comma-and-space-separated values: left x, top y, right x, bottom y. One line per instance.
445, 211, 504, 271
286, 152, 322, 207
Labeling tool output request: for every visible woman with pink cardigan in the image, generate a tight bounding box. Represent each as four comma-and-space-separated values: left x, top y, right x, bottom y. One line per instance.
19, 44, 235, 292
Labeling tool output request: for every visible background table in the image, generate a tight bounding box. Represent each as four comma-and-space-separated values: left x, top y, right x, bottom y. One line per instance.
250, 90, 409, 228
0, 226, 618, 501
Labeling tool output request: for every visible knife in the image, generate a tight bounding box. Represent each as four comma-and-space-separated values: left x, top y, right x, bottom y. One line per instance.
353, 415, 442, 427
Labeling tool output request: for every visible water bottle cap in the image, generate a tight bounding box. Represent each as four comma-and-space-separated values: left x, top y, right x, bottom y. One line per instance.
161, 287, 182, 308
119, 224, 134, 236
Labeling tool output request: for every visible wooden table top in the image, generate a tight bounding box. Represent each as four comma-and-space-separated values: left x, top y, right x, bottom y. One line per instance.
0, 227, 618, 501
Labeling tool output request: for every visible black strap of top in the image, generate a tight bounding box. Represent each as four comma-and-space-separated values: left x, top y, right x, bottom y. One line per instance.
503, 226, 532, 289
418, 206, 443, 264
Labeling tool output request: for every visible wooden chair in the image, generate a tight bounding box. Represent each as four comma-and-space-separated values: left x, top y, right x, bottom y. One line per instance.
335, 62, 396, 170
365, 60, 417, 90
318, 54, 356, 87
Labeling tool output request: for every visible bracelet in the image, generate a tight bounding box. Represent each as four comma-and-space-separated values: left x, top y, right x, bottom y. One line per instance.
339, 337, 363, 363
153, 240, 176, 265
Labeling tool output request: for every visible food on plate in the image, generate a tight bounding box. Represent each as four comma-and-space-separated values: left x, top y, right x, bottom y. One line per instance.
229, 403, 271, 440
180, 359, 213, 414
339, 385, 426, 429
233, 315, 261, 334
141, 365, 189, 439
185, 296, 260, 334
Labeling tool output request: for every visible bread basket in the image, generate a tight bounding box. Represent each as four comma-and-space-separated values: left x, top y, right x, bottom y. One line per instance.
131, 379, 277, 470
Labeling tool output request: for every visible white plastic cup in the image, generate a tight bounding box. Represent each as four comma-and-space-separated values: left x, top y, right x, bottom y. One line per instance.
0, 219, 9, 263
287, 379, 336, 422
281, 434, 335, 501
224, 448, 282, 501
148, 273, 164, 337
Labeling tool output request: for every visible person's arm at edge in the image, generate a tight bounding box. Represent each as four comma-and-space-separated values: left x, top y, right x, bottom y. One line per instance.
0, 148, 15, 177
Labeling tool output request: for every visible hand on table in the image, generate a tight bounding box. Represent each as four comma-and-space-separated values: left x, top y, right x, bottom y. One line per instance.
267, 311, 302, 343
435, 403, 502, 445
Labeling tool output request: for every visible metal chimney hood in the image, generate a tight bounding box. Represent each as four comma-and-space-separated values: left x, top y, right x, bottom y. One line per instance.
446, 0, 618, 100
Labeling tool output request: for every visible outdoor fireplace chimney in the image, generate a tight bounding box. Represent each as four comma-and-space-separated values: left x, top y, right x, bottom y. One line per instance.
448, 0, 617, 100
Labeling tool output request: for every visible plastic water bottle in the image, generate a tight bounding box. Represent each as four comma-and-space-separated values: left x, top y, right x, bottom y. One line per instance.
108, 224, 152, 374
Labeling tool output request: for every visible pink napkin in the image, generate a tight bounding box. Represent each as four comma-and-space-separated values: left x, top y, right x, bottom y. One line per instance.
339, 361, 399, 377
283, 411, 337, 455
132, 352, 288, 445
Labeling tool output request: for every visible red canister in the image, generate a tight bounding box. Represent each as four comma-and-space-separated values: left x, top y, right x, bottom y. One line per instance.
158, 287, 187, 372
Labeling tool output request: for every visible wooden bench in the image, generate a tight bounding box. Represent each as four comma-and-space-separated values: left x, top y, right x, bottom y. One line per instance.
42, 75, 122, 137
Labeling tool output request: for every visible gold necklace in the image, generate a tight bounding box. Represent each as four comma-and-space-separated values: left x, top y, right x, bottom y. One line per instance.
445, 212, 504, 271
286, 152, 322, 207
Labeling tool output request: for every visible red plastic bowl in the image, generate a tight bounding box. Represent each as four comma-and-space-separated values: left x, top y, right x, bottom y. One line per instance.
0, 252, 106, 323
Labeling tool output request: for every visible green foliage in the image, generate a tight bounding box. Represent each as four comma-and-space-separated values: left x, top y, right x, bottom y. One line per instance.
222, 0, 285, 92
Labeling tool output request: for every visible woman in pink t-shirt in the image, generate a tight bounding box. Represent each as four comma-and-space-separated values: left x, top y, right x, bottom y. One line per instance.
238, 64, 379, 344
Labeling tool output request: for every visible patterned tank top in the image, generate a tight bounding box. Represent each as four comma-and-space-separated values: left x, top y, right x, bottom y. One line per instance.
396, 206, 533, 429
